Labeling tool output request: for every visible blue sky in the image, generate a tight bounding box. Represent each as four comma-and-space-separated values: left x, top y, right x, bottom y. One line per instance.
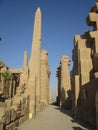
0, 0, 96, 99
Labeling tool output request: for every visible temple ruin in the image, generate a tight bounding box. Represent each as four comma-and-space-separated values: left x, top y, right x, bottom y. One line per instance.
71, 1, 98, 128
56, 1, 98, 129
0, 1, 98, 130
0, 7, 50, 130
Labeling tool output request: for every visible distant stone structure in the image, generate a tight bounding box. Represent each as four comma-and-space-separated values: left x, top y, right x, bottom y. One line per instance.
71, 1, 98, 128
56, 56, 71, 108
0, 7, 50, 130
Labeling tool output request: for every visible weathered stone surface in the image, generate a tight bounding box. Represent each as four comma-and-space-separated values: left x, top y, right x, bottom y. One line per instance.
10, 108, 17, 122
6, 122, 15, 130
40, 50, 50, 109
0, 107, 11, 125
93, 53, 98, 71
0, 102, 6, 107
56, 56, 71, 107
23, 51, 28, 69
71, 1, 98, 128
0, 122, 4, 130
74, 75, 79, 118
28, 7, 41, 118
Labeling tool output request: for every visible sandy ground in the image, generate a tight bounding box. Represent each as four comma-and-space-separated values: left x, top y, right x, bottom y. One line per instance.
19, 105, 94, 130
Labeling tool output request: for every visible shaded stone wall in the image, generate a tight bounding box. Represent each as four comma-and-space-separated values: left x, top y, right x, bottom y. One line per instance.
80, 78, 98, 127
0, 60, 30, 130
0, 92, 29, 130
71, 1, 98, 127
56, 66, 61, 106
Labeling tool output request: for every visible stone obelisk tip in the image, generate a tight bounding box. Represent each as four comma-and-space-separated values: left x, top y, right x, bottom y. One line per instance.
36, 7, 41, 13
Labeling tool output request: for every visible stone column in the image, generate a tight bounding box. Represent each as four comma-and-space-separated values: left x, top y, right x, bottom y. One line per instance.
60, 56, 71, 103
56, 56, 71, 107
23, 51, 28, 69
40, 50, 50, 109
12, 80, 16, 98
56, 66, 61, 106
9, 79, 12, 98
74, 75, 79, 118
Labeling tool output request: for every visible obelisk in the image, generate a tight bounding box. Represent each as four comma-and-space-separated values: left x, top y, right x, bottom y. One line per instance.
29, 7, 41, 118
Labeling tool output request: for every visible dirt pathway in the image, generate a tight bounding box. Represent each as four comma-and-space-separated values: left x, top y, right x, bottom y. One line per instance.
19, 105, 94, 130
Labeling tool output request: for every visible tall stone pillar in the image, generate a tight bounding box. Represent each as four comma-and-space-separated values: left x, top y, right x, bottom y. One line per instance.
28, 7, 41, 118
56, 56, 71, 107
74, 75, 79, 118
60, 56, 71, 103
56, 66, 61, 106
23, 51, 28, 69
40, 50, 50, 109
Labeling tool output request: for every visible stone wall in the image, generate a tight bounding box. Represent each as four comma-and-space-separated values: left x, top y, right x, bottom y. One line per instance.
0, 60, 30, 130
0, 94, 29, 130
79, 78, 98, 127
71, 1, 98, 128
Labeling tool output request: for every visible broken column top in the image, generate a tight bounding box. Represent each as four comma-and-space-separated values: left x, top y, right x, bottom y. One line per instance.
41, 50, 48, 55
60, 56, 70, 67
61, 56, 70, 62
41, 50, 48, 60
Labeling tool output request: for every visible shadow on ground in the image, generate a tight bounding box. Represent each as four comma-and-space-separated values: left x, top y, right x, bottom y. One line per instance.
72, 127, 86, 130
51, 103, 95, 130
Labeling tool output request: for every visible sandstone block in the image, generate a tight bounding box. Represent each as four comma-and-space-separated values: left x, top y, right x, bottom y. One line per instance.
5, 99, 12, 107
0, 102, 6, 107
94, 72, 98, 78
0, 107, 11, 125
5, 109, 11, 125
14, 119, 19, 127
10, 108, 17, 122
18, 116, 25, 125
0, 122, 4, 130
